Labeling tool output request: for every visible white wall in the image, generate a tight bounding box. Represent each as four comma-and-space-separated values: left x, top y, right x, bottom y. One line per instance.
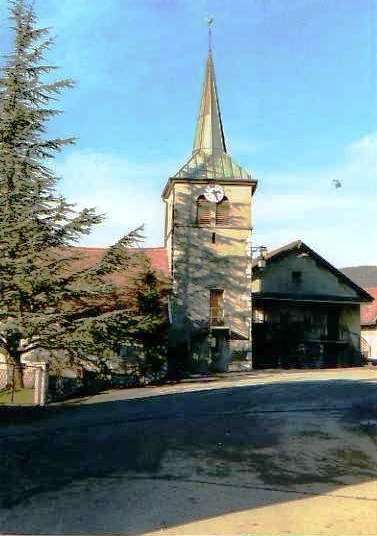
362, 325, 377, 357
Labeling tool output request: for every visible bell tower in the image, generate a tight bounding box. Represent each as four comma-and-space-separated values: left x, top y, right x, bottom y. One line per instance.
162, 25, 257, 372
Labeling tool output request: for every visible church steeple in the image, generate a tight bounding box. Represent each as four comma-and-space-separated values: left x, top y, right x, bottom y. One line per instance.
167, 20, 255, 184
193, 50, 227, 155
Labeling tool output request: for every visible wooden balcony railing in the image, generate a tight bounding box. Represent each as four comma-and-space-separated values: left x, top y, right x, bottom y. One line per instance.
210, 307, 225, 326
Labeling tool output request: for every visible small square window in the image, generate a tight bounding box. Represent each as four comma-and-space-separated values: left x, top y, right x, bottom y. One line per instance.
291, 271, 302, 288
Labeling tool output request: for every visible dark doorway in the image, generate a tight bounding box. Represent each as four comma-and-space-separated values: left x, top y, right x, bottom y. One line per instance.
327, 309, 339, 341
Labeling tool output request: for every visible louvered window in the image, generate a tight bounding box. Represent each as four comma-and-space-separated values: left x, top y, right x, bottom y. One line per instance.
215, 197, 230, 225
196, 195, 211, 226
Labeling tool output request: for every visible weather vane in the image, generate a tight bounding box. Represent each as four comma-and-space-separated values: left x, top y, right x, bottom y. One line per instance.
207, 17, 214, 51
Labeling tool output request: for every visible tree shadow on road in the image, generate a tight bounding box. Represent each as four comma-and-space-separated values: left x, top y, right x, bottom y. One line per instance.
0, 375, 376, 534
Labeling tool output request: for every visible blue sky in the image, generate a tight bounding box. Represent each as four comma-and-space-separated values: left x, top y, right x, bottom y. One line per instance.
1, 0, 376, 267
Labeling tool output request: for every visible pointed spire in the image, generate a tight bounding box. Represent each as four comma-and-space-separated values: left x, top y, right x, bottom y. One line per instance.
193, 23, 227, 155
169, 20, 255, 185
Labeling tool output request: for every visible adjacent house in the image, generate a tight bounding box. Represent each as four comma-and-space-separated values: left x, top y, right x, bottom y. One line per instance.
251, 240, 373, 368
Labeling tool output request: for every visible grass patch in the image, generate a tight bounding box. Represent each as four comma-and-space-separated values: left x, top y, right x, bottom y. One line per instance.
0, 388, 35, 406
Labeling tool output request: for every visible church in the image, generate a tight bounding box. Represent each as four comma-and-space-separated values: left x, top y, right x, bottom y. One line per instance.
155, 38, 372, 371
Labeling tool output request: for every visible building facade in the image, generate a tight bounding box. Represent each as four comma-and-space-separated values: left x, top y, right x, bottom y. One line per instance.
252, 241, 373, 368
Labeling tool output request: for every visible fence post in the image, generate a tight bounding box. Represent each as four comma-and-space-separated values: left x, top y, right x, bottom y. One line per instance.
11, 364, 15, 403
34, 364, 47, 406
34, 367, 40, 405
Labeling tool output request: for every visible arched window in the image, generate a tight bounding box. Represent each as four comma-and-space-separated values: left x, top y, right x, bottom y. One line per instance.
196, 195, 211, 226
215, 196, 230, 225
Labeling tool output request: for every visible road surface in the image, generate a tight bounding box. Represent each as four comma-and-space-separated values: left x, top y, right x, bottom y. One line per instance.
0, 368, 376, 534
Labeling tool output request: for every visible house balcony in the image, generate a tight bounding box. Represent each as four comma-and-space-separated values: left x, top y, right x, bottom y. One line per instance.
210, 307, 226, 327
209, 308, 250, 340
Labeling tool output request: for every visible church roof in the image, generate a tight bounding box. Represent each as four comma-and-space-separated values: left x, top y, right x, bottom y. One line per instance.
173, 50, 254, 183
70, 246, 169, 279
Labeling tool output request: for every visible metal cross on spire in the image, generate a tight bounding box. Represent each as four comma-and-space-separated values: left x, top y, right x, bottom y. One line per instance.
207, 17, 214, 51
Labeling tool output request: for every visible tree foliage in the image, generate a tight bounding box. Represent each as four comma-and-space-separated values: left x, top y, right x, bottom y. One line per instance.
58, 245, 170, 375
0, 1, 168, 386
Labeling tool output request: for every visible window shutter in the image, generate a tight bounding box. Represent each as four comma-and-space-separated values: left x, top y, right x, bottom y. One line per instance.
197, 195, 211, 226
215, 197, 230, 225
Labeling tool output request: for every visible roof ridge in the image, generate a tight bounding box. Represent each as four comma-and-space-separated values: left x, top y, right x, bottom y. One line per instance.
259, 240, 373, 303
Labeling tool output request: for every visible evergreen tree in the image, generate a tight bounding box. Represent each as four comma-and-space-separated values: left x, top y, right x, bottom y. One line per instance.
66, 250, 170, 382
0, 0, 168, 388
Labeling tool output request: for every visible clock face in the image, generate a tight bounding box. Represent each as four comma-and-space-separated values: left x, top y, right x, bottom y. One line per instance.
203, 184, 224, 203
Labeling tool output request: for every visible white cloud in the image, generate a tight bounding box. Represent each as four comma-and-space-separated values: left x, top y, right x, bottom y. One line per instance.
56, 133, 377, 267
55, 151, 177, 247
252, 133, 377, 267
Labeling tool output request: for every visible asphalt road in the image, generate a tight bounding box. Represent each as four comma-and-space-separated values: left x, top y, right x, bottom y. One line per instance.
0, 368, 376, 535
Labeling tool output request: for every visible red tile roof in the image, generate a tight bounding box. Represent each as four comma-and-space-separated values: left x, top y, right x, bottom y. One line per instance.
142, 248, 170, 277
51, 246, 170, 312
72, 246, 169, 278
361, 288, 377, 326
